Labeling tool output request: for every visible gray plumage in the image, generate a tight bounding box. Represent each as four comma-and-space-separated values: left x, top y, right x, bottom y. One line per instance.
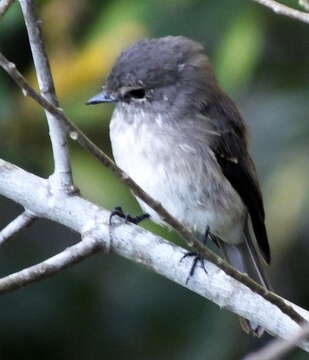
87, 36, 271, 337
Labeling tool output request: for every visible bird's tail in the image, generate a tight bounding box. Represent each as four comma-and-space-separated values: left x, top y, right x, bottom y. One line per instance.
218, 222, 271, 337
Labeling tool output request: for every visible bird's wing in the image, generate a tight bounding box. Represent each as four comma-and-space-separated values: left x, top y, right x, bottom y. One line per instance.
205, 97, 271, 264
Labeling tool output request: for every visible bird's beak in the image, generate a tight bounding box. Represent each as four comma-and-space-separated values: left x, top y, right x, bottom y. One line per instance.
86, 89, 118, 105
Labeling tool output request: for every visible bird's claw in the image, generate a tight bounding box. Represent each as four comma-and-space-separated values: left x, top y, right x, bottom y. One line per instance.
109, 206, 149, 226
180, 225, 210, 284
180, 251, 207, 284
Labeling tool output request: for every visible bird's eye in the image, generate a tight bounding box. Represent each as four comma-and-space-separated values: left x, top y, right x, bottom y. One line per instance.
128, 88, 146, 99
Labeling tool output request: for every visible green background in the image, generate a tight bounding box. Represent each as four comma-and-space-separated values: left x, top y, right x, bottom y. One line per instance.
0, 0, 309, 359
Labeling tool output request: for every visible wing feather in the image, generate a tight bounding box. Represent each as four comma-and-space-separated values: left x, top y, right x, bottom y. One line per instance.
204, 95, 271, 264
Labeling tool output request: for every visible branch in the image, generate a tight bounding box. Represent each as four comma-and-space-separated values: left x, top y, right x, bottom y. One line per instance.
0, 0, 307, 352
0, 210, 35, 245
0, 0, 15, 17
0, 233, 104, 292
253, 0, 309, 23
0, 158, 308, 351
18, 0, 74, 192
0, 51, 305, 328
245, 322, 309, 360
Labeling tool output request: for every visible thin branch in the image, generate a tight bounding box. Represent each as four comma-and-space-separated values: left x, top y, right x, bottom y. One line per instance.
253, 0, 309, 23
18, 0, 74, 192
0, 210, 35, 246
0, 158, 309, 351
0, 51, 305, 328
0, 0, 15, 17
245, 322, 309, 360
0, 233, 103, 293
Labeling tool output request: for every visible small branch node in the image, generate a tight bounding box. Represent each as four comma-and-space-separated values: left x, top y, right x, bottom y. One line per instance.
81, 219, 110, 254
69, 131, 79, 141
8, 62, 16, 70
121, 172, 129, 180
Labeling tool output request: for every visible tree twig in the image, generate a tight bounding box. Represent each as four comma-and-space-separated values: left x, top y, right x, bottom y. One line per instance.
0, 210, 35, 246
245, 322, 309, 360
0, 0, 15, 17
253, 0, 309, 23
0, 158, 309, 351
0, 51, 305, 327
0, 233, 103, 293
18, 0, 74, 193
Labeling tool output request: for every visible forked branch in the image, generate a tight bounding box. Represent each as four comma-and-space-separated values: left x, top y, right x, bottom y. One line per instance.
18, 0, 74, 192
0, 51, 306, 328
0, 158, 308, 351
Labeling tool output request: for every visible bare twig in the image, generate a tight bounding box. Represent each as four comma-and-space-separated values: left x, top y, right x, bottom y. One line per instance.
0, 0, 15, 17
0, 158, 309, 351
245, 322, 309, 360
0, 210, 35, 246
253, 0, 309, 23
18, 0, 74, 193
0, 233, 103, 293
0, 51, 305, 327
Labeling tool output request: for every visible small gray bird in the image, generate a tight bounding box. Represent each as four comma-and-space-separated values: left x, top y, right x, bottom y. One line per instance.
87, 36, 271, 336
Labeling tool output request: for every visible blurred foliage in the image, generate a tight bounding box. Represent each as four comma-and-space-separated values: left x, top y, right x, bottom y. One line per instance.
0, 0, 309, 359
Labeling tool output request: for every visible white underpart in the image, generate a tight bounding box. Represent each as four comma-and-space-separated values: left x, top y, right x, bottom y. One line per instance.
110, 105, 246, 245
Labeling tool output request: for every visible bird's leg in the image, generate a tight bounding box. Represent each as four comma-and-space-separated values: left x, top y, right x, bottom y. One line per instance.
109, 206, 150, 226
180, 226, 210, 284
203, 225, 210, 246
109, 206, 150, 244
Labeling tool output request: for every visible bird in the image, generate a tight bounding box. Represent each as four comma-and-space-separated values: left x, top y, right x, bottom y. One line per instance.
86, 36, 271, 336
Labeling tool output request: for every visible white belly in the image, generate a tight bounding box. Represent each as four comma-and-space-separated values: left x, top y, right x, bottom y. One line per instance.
110, 108, 246, 244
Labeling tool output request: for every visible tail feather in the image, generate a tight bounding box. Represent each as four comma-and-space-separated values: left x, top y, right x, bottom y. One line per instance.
217, 222, 271, 337
243, 222, 272, 291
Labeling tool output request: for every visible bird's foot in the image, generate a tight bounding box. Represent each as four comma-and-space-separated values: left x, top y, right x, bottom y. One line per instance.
180, 251, 207, 284
109, 206, 150, 226
180, 226, 210, 284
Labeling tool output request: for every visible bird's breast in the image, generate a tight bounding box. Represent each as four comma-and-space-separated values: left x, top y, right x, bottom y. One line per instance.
109, 107, 246, 243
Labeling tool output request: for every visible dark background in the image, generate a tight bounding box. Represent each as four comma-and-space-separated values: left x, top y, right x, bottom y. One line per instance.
0, 0, 309, 359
